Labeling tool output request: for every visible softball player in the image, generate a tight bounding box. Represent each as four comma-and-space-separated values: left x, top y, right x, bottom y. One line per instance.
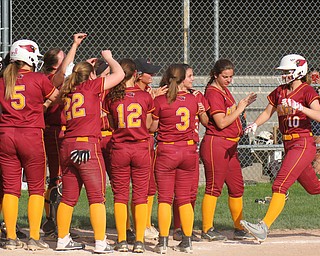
56, 50, 124, 253
151, 64, 204, 254
241, 54, 320, 242
42, 33, 87, 238
106, 58, 154, 253
134, 58, 163, 240
200, 59, 256, 242
172, 66, 209, 242
0, 40, 59, 250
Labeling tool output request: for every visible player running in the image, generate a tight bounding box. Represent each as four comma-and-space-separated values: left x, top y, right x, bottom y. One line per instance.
241, 54, 320, 242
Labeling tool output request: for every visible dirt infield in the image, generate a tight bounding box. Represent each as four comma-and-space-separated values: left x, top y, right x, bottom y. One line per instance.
1, 228, 320, 256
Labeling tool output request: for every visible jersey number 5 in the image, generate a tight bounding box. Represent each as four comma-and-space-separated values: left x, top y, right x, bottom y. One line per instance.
11, 85, 26, 110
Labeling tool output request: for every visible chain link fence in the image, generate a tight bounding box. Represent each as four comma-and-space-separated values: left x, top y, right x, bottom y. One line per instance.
3, 0, 320, 182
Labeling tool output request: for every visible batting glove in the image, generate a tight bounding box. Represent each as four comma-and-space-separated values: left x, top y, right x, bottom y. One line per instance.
244, 122, 257, 135
70, 150, 91, 164
281, 98, 303, 111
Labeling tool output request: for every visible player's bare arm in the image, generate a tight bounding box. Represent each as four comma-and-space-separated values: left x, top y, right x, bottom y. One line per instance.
52, 33, 87, 87
101, 50, 125, 90
213, 92, 257, 129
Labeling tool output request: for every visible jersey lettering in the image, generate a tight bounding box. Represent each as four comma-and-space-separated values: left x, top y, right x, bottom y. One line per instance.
287, 116, 300, 128
64, 93, 86, 121
117, 103, 142, 128
176, 107, 190, 131
11, 85, 26, 110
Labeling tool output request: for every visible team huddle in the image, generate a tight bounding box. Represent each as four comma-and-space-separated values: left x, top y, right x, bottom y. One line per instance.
0, 33, 320, 254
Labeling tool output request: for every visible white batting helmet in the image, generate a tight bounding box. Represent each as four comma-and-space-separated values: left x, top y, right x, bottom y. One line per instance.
254, 131, 274, 145
10, 39, 43, 68
276, 54, 308, 84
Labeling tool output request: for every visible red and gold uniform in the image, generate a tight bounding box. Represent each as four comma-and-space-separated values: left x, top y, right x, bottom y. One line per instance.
153, 91, 199, 237
0, 69, 56, 240
200, 85, 245, 233
268, 82, 320, 194
200, 85, 244, 197
106, 84, 154, 242
0, 70, 55, 197
173, 91, 209, 230
59, 77, 106, 207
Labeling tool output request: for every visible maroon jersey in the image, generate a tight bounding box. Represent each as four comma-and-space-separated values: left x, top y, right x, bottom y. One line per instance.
153, 91, 198, 142
44, 73, 66, 126
204, 85, 242, 137
0, 69, 55, 128
63, 77, 105, 138
106, 84, 154, 143
268, 82, 319, 135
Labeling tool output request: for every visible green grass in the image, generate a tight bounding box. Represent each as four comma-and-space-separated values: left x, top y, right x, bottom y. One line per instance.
15, 182, 320, 230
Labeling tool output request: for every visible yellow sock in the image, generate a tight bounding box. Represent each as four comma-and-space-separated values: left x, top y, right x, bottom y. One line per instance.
146, 195, 154, 228
28, 194, 45, 240
135, 203, 148, 242
90, 203, 106, 241
202, 194, 217, 233
114, 203, 127, 242
228, 196, 243, 230
2, 194, 19, 239
158, 203, 171, 237
179, 203, 194, 236
263, 192, 286, 228
57, 202, 74, 238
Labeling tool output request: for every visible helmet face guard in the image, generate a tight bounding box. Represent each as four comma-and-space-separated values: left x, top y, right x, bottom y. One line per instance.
276, 54, 307, 84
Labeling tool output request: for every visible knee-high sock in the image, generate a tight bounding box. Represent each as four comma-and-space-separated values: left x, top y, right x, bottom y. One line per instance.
3, 194, 19, 239
90, 203, 106, 241
135, 203, 147, 242
173, 199, 196, 230
57, 202, 74, 239
263, 192, 286, 228
146, 195, 154, 228
202, 194, 218, 232
28, 194, 45, 240
228, 196, 243, 230
158, 203, 171, 237
179, 203, 194, 236
115, 203, 127, 242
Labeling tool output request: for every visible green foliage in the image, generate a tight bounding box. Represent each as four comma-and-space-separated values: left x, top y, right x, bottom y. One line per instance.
16, 182, 320, 230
